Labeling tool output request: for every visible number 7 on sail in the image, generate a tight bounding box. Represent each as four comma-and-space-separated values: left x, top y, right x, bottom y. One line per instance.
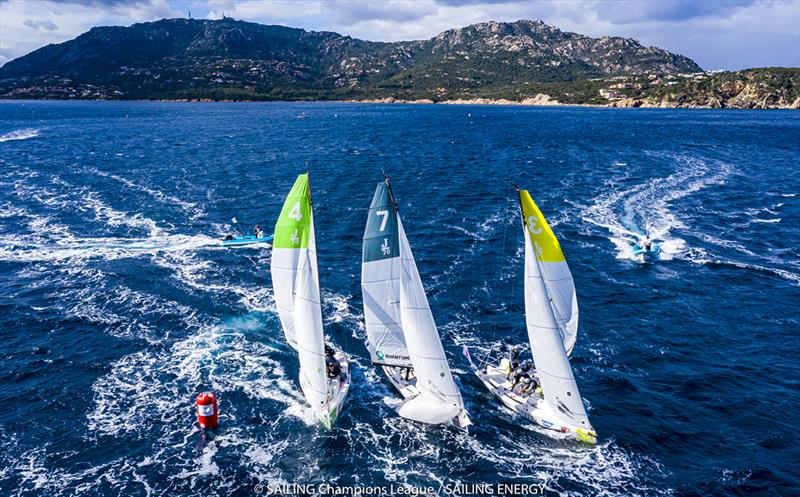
361, 177, 471, 428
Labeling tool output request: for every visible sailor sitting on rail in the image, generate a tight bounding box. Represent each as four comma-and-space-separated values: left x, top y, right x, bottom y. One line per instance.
324, 344, 342, 379
510, 361, 533, 392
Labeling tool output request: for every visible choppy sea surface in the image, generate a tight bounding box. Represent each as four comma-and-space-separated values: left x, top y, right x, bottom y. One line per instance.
0, 101, 798, 497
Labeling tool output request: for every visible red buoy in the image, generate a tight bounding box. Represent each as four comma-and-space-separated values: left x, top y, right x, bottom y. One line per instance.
196, 392, 219, 429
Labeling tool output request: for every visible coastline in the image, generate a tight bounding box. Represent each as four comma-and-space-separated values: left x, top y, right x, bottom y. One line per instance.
343, 95, 800, 110
2, 96, 797, 110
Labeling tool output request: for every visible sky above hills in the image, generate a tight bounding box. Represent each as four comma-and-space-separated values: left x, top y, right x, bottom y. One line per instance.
1, 0, 798, 71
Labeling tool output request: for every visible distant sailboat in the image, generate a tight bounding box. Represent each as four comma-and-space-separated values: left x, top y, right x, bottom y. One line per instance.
361, 178, 470, 428
466, 187, 596, 443
271, 173, 350, 428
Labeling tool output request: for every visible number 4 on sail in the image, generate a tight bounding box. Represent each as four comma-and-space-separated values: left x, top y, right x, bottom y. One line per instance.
361, 177, 470, 428
271, 173, 351, 428
465, 187, 596, 443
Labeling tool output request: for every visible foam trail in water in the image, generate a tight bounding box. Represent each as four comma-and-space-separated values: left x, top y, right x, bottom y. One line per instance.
581, 154, 731, 261
88, 318, 316, 438
0, 234, 221, 264
0, 166, 226, 267
0, 128, 40, 142
340, 341, 669, 496
87, 167, 206, 220
579, 155, 800, 284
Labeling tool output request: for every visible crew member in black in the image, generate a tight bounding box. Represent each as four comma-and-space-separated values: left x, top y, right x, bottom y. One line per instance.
325, 344, 342, 378
510, 361, 532, 392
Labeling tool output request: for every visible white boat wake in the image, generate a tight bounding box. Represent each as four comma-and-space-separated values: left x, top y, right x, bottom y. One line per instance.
580, 153, 732, 262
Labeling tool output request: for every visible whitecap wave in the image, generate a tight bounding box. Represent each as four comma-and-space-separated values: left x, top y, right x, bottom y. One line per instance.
0, 128, 39, 142
681, 248, 800, 286
339, 367, 669, 496
88, 319, 314, 439
87, 167, 206, 220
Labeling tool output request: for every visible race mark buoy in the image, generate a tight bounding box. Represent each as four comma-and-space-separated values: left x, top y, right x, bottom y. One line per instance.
196, 392, 219, 429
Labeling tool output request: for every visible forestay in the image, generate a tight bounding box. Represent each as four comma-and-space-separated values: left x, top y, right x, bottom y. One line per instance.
519, 190, 592, 432
361, 181, 411, 367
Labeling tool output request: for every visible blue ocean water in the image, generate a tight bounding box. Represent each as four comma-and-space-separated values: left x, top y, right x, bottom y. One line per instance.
0, 101, 798, 497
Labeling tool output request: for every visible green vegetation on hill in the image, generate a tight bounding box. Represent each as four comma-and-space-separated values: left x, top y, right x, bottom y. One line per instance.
0, 17, 700, 100
0, 17, 795, 108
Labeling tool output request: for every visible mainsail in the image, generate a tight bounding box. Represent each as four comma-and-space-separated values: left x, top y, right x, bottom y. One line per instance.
272, 174, 328, 408
361, 181, 411, 367
518, 192, 579, 355
519, 190, 592, 431
294, 210, 328, 409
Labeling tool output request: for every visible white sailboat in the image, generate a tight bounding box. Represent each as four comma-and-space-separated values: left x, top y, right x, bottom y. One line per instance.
271, 173, 350, 428
361, 178, 470, 428
466, 187, 596, 443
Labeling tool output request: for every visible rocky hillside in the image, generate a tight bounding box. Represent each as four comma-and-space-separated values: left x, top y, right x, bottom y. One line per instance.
380, 20, 700, 99
639, 68, 800, 109
0, 17, 702, 100
450, 67, 800, 109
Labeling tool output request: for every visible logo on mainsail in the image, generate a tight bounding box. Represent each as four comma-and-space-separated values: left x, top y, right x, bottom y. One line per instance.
376, 351, 385, 360
380, 238, 391, 255
534, 241, 544, 258
290, 228, 300, 245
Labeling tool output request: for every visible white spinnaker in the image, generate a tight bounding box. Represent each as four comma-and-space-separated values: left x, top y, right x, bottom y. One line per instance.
524, 226, 593, 431
540, 261, 579, 356
272, 249, 300, 350
397, 218, 464, 418
361, 182, 411, 367
294, 211, 328, 409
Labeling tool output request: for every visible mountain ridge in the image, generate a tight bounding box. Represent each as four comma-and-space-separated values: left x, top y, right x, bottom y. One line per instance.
1, 17, 797, 108
0, 17, 701, 97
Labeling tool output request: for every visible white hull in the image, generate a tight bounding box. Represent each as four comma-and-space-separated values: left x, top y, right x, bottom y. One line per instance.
382, 365, 419, 399
316, 352, 351, 429
471, 360, 596, 444
381, 365, 471, 428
